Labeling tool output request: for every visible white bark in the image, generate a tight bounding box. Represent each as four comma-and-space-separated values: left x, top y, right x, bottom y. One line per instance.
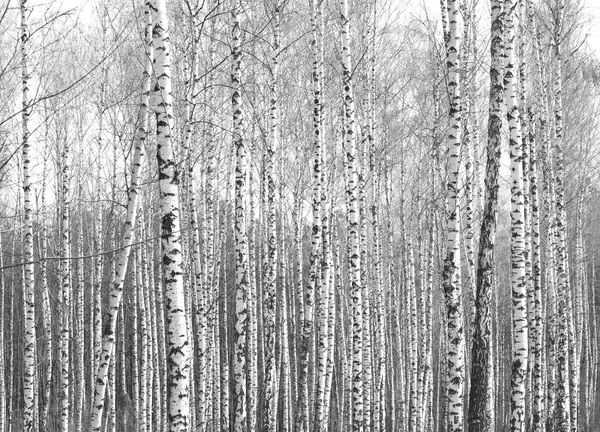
58, 87, 72, 432
0, 233, 5, 432
139, 246, 149, 432
20, 1, 36, 429
341, 0, 363, 428
231, 0, 248, 429
151, 0, 192, 429
504, 1, 528, 429
442, 1, 465, 431
74, 222, 85, 432
263, 4, 280, 431
89, 4, 150, 427
552, 2, 571, 429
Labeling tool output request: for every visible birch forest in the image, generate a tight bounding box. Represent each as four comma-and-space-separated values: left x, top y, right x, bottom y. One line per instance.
1, 0, 600, 430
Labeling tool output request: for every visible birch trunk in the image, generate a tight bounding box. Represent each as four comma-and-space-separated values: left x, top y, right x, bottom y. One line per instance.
38, 182, 51, 432
468, 3, 503, 431
74, 222, 85, 432
89, 4, 150, 426
247, 166, 258, 432
0, 232, 5, 432
341, 0, 363, 428
279, 209, 291, 432
323, 213, 336, 428
552, 2, 571, 430
442, 1, 465, 431
231, 0, 249, 429
151, 0, 192, 429
132, 254, 140, 430
58, 89, 72, 432
217, 202, 230, 431
529, 2, 549, 429
181, 10, 207, 427
504, 1, 529, 429
139, 244, 149, 431
529, 105, 545, 432
20, 1, 37, 429
263, 4, 280, 431
314, 168, 330, 432
296, 0, 323, 429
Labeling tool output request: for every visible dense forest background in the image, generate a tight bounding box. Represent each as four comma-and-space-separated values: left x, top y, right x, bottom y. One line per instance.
0, 0, 599, 431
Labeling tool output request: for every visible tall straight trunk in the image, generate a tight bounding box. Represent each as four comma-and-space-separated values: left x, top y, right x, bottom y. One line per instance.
296, 0, 323, 430
545, 175, 558, 432
469, 2, 505, 431
262, 4, 280, 429
279, 209, 291, 432
117, 308, 130, 429
573, 195, 585, 432
151, 0, 191, 429
231, 0, 249, 429
247, 166, 258, 432
20, 1, 36, 430
203, 14, 218, 428
93, 208, 103, 378
517, 4, 535, 423
528, 2, 549, 429
74, 221, 85, 432
292, 195, 302, 425
335, 226, 350, 430
323, 211, 336, 428
131, 254, 140, 430
38, 174, 51, 432
423, 219, 435, 432
108, 337, 116, 432
89, 4, 150, 427
181, 8, 207, 427
315, 155, 331, 432
504, 1, 529, 429
341, 0, 363, 428
360, 151, 372, 432
384, 168, 399, 431
372, 180, 385, 431
461, 0, 475, 315
406, 230, 419, 432
366, 4, 385, 429
529, 103, 545, 432
6, 235, 15, 432
153, 234, 168, 430
373, 200, 386, 432
216, 204, 228, 431
0, 232, 5, 432
58, 89, 72, 432
551, 2, 571, 430
106, 249, 117, 432
441, 1, 465, 431
145, 236, 159, 432
138, 247, 148, 432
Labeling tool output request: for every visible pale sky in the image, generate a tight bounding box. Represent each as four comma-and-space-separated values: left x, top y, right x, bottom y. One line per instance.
583, 2, 600, 56
54, 0, 600, 59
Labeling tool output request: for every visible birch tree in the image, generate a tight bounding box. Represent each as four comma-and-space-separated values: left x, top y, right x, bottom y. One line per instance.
296, 0, 324, 430
89, 2, 151, 427
263, 3, 280, 431
231, 0, 249, 429
504, 1, 528, 430
58, 86, 72, 432
151, 0, 192, 429
441, 1, 465, 430
20, 1, 37, 430
468, 1, 503, 430
341, 0, 364, 429
552, 1, 571, 429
